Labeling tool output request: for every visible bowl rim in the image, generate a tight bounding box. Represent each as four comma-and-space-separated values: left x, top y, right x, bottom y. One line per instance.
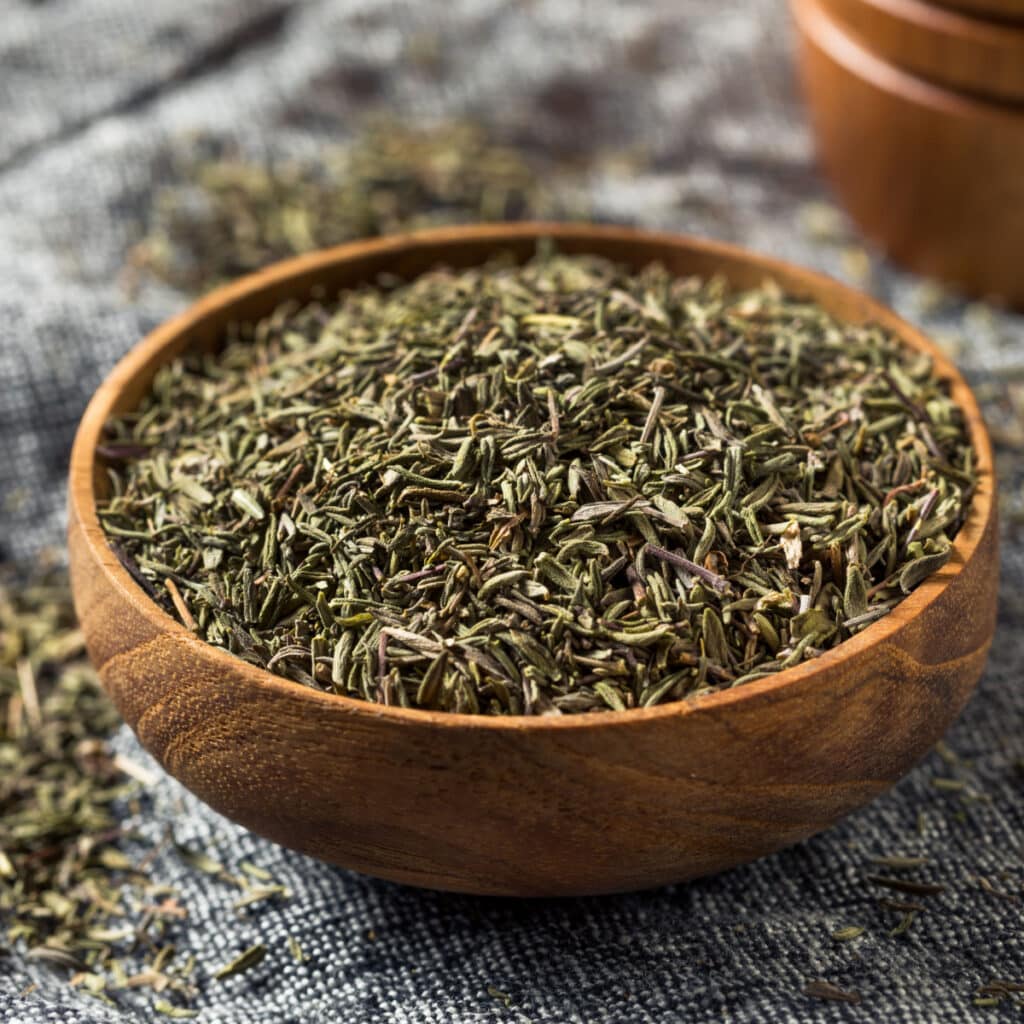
794, 0, 1024, 119
69, 221, 996, 731
893, 0, 1024, 25
823, 0, 1024, 107
842, 0, 1024, 47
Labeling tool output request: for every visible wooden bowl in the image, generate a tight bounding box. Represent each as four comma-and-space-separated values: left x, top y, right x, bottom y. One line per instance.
68, 223, 997, 897
793, 0, 1024, 307
926, 0, 1024, 21
821, 0, 1024, 102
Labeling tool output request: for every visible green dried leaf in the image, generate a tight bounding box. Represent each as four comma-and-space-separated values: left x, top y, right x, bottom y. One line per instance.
899, 549, 952, 593
213, 943, 267, 981
154, 1000, 199, 1018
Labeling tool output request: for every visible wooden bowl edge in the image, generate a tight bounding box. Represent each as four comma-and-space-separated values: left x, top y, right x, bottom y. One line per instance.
793, 0, 1024, 118
68, 222, 998, 733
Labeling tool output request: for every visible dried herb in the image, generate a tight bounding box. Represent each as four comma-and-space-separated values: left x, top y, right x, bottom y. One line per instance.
154, 1001, 199, 1019
213, 942, 267, 981
866, 875, 946, 897
0, 565, 296, 1010
803, 980, 862, 1004
487, 984, 512, 1007
867, 851, 950, 940
0, 565, 198, 1006
869, 855, 929, 871
127, 118, 571, 296
99, 249, 974, 715
974, 980, 1024, 1009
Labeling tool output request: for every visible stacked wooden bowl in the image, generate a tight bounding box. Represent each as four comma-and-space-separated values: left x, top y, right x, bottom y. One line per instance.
791, 0, 1024, 306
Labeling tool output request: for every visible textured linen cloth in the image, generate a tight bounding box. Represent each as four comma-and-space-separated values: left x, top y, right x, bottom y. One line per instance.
2, 2, 1023, 1022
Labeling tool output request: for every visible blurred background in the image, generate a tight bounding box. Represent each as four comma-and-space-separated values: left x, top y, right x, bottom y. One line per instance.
0, 0, 877, 562
5, 0, 1022, 565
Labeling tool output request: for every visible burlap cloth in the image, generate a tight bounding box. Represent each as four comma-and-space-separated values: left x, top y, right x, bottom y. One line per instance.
2, 2, 1022, 1021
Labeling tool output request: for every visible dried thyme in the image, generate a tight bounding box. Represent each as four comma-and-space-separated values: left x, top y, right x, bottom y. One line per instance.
127, 118, 570, 296
99, 249, 975, 715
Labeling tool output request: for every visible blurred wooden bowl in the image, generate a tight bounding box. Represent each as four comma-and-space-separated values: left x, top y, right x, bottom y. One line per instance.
926, 0, 1024, 21
793, 0, 1024, 306
68, 223, 997, 897
821, 0, 1024, 101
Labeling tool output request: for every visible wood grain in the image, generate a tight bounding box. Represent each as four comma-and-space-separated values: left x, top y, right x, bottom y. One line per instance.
793, 0, 1024, 308
926, 0, 1024, 21
68, 224, 998, 896
822, 0, 1024, 101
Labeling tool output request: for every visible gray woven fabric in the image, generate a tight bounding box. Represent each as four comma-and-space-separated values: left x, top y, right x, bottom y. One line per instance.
2, 1, 1023, 1021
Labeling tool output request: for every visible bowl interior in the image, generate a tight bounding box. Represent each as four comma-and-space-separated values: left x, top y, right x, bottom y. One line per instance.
72, 222, 995, 727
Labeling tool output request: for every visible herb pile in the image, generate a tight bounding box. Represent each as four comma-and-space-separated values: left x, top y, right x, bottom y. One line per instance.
0, 567, 197, 1006
99, 250, 974, 714
1, 567, 300, 1013
127, 119, 567, 296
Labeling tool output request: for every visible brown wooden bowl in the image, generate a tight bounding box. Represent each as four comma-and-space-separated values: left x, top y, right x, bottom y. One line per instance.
68, 223, 998, 897
793, 0, 1024, 307
822, 0, 1024, 101
926, 0, 1024, 21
